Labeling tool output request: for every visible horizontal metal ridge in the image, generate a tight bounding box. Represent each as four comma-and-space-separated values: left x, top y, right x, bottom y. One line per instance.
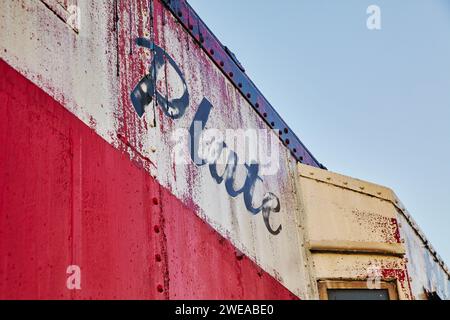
162, 0, 325, 168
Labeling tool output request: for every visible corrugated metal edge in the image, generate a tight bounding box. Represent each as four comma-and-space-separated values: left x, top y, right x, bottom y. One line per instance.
160, 0, 324, 168
298, 163, 450, 279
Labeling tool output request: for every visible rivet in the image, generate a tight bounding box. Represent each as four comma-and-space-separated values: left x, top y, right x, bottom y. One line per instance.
157, 285, 164, 293
155, 254, 162, 262
284, 128, 288, 134
229, 72, 233, 77
299, 156, 303, 161
327, 177, 331, 181
152, 197, 159, 205
177, 11, 182, 17
263, 112, 267, 118
247, 93, 251, 98
151, 146, 156, 153
278, 130, 282, 135
360, 186, 365, 190
270, 122, 275, 127
220, 61, 224, 67
154, 225, 160, 233
255, 103, 259, 108
285, 139, 290, 145
209, 49, 214, 55
235, 251, 244, 261
238, 83, 242, 88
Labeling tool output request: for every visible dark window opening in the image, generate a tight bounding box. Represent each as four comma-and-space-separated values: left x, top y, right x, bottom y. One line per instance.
327, 289, 390, 300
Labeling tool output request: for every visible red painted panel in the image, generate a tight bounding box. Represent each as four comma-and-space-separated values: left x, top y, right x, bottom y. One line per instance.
0, 59, 297, 300
163, 190, 297, 300
0, 62, 72, 299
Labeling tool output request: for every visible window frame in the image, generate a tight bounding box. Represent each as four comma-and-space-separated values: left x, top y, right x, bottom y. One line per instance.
318, 280, 399, 300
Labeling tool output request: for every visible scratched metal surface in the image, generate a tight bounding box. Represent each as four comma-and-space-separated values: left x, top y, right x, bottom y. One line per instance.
0, 0, 315, 298
1, 0, 450, 300
399, 214, 450, 299
115, 0, 314, 298
0, 59, 298, 299
297, 164, 413, 299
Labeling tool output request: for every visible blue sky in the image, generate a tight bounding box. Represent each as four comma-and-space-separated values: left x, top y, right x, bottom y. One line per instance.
188, 0, 450, 264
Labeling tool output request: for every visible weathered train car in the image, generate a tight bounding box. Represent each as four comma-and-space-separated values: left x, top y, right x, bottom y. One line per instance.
0, 0, 448, 299
297, 164, 449, 299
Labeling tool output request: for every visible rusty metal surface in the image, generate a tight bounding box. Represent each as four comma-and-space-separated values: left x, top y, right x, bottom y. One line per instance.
297, 163, 412, 299
0, 0, 316, 298
113, 0, 315, 297
298, 163, 450, 300
393, 199, 450, 299
1, 0, 448, 300
0, 60, 298, 299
